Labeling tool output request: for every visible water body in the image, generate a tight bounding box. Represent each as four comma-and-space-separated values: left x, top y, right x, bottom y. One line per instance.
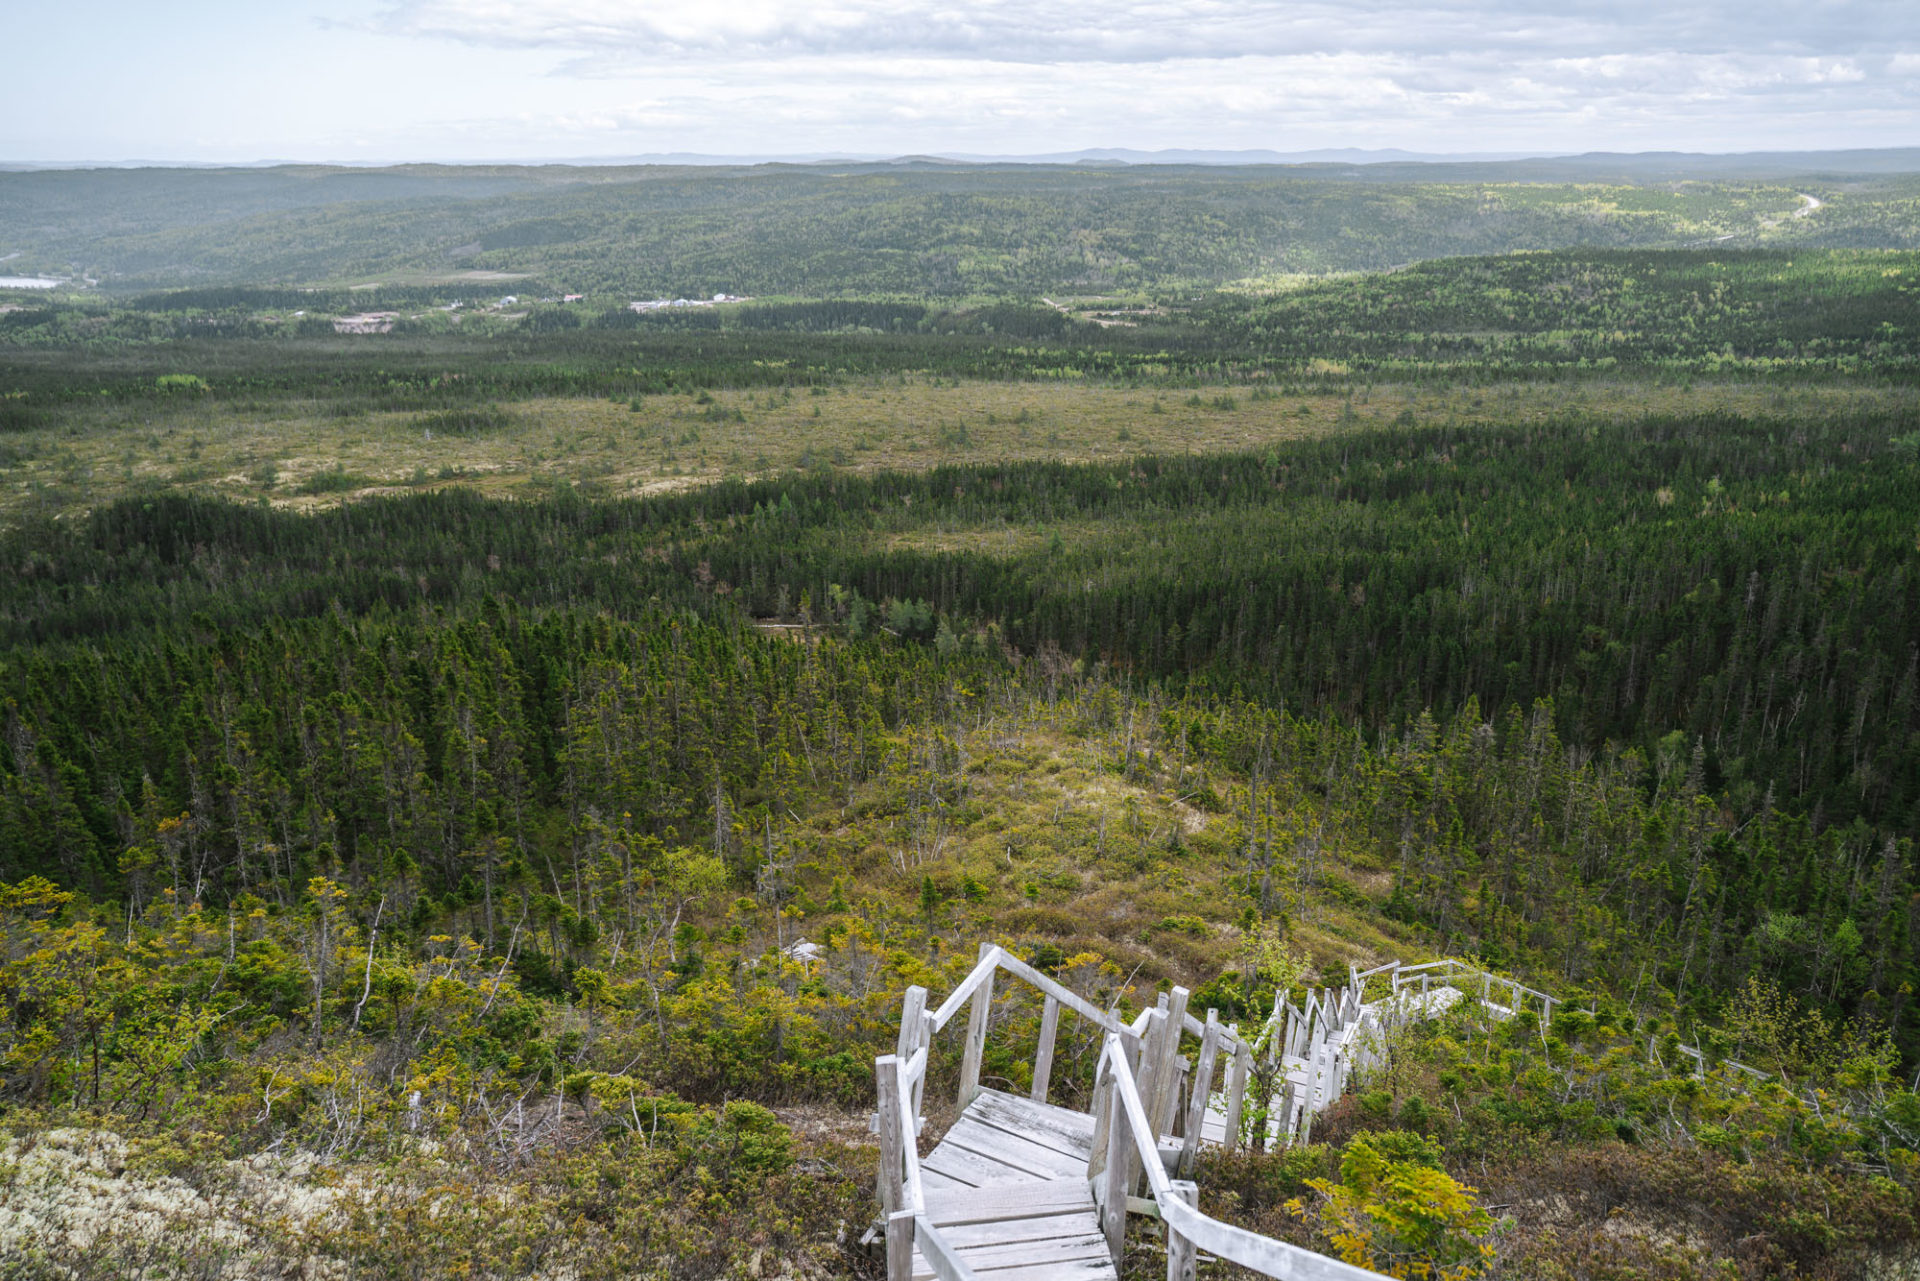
0, 276, 61, 289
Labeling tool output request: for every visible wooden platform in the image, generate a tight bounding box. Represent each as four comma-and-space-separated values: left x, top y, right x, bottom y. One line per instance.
910, 1089, 1116, 1280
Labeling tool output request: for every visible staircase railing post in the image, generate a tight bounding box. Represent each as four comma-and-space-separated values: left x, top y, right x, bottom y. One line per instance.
897, 984, 928, 1121
1178, 1010, 1223, 1176
1134, 997, 1170, 1133
1165, 1180, 1199, 1281
886, 1209, 914, 1281
1087, 1050, 1114, 1181
1031, 994, 1060, 1103
1222, 1036, 1250, 1154
876, 1053, 905, 1219
1149, 987, 1190, 1138
1100, 1038, 1135, 1265
957, 942, 996, 1111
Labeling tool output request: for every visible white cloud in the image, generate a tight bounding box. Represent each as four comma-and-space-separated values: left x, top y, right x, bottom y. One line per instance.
371, 0, 1918, 65
5, 0, 1917, 161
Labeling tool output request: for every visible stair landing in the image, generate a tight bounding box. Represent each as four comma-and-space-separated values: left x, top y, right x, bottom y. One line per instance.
911, 1088, 1117, 1280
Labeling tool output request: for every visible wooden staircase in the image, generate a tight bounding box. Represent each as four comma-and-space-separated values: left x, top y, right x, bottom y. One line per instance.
871, 946, 1555, 1281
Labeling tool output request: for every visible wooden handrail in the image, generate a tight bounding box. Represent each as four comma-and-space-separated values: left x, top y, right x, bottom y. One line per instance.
1105, 1032, 1175, 1203
915, 1216, 978, 1281
994, 946, 1135, 1035
930, 942, 1257, 1057
928, 949, 1002, 1031
879, 1052, 968, 1281
1160, 1196, 1385, 1280
884, 944, 1522, 1281
897, 1059, 927, 1215
1101, 1032, 1390, 1280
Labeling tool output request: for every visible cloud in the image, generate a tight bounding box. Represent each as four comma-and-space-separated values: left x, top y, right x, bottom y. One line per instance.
338, 0, 1920, 156
8, 0, 1913, 161
354, 44, 1910, 157
371, 0, 1918, 66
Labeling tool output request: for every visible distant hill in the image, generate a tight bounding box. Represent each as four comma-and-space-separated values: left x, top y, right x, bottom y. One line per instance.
936, 147, 1556, 166
4, 157, 1919, 296
10, 146, 1919, 175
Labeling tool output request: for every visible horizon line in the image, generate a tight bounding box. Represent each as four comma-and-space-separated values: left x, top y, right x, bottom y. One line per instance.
8, 143, 1920, 172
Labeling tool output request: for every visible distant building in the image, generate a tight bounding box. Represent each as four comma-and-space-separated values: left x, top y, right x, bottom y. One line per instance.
562, 294, 585, 304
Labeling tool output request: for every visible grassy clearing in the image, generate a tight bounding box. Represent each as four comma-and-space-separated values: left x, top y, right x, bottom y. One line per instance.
797, 695, 1427, 994
0, 376, 1908, 526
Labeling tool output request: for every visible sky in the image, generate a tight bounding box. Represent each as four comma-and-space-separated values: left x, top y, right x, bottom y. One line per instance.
3, 0, 1917, 163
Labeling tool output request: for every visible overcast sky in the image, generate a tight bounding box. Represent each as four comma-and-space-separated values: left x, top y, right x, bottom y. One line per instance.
4, 0, 1917, 162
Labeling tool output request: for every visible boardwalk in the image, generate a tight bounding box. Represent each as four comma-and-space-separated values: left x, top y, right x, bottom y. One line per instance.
882, 949, 1429, 1279
913, 1090, 1112, 1280
872, 949, 1579, 1280
879, 948, 1788, 1278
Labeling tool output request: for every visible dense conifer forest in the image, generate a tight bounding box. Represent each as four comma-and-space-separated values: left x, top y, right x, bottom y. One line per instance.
4, 162, 1920, 1279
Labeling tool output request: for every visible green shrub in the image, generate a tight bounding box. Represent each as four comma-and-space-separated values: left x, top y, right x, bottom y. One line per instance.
293, 466, 377, 495
413, 405, 516, 436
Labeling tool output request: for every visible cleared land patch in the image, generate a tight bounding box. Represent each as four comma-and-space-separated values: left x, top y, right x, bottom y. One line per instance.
2, 377, 1905, 526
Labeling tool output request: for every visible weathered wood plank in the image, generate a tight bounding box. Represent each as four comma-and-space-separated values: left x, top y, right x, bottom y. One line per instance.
929, 945, 1001, 1031
1148, 988, 1190, 1138
1099, 1060, 1130, 1263
914, 1217, 978, 1281
1165, 1181, 1198, 1281
935, 1209, 1102, 1249
915, 1259, 1114, 1281
1221, 1039, 1250, 1153
963, 1088, 1097, 1159
964, 1254, 1116, 1280
920, 1168, 971, 1195
899, 984, 931, 1119
992, 949, 1129, 1037
888, 1210, 916, 1281
1107, 1035, 1175, 1202
1162, 1196, 1386, 1279
898, 985, 929, 1059
1178, 1011, 1222, 1176
922, 1176, 1092, 1227
1085, 1053, 1113, 1182
964, 1114, 1094, 1174
922, 1141, 1037, 1190
955, 1233, 1111, 1272
942, 1117, 1086, 1180
961, 1113, 1095, 1175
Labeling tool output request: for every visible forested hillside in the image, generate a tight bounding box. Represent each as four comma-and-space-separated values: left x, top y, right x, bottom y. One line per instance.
4, 409, 1915, 1018
6, 162, 1920, 296
4, 414, 1919, 1276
